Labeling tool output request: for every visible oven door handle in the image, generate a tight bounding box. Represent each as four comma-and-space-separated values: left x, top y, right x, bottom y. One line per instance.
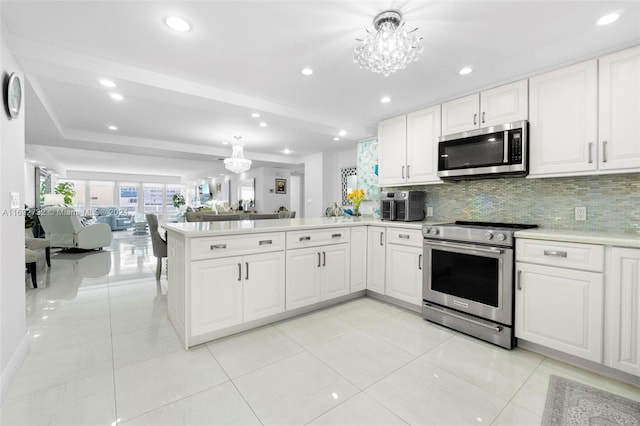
424, 240, 504, 255
423, 303, 503, 333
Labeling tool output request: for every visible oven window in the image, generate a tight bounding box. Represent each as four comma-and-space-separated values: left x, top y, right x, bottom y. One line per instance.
440, 133, 505, 170
431, 249, 499, 307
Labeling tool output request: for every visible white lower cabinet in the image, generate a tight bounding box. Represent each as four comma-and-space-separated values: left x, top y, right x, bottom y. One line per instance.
286, 243, 350, 310
385, 243, 423, 306
605, 247, 640, 376
366, 226, 386, 294
350, 227, 367, 292
515, 261, 604, 363
190, 251, 285, 336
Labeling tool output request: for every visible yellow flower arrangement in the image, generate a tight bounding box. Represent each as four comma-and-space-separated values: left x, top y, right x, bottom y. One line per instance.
347, 188, 365, 213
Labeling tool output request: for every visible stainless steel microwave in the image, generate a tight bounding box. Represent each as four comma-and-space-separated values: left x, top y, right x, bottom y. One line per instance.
437, 120, 528, 180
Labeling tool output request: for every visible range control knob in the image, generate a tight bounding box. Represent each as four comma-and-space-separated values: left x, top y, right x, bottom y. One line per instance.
430, 228, 439, 235
484, 232, 494, 240
496, 233, 506, 241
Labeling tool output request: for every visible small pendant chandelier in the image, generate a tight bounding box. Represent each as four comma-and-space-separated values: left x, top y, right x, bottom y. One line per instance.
224, 136, 252, 174
354, 10, 423, 77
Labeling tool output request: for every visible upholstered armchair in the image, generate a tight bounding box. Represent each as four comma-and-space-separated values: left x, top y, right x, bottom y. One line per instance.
38, 206, 112, 250
95, 207, 133, 231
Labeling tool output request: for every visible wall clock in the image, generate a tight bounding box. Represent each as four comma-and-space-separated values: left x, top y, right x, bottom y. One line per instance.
6, 72, 22, 119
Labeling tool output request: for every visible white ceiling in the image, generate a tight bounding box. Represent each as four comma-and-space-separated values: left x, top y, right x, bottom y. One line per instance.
2, 0, 639, 181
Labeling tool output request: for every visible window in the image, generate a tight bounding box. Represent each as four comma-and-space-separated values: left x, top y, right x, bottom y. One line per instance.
143, 184, 164, 219
57, 179, 86, 210
119, 184, 139, 214
89, 181, 115, 212
166, 184, 186, 215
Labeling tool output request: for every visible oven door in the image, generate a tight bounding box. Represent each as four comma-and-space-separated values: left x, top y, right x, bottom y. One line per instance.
423, 239, 514, 325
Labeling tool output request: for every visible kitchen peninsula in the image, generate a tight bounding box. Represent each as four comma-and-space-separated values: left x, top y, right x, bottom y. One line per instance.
164, 217, 426, 349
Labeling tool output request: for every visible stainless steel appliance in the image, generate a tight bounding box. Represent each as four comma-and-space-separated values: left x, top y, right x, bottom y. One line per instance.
381, 191, 425, 222
437, 120, 528, 180
422, 221, 537, 348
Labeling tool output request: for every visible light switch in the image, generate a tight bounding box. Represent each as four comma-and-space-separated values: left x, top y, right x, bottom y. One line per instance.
10, 192, 20, 209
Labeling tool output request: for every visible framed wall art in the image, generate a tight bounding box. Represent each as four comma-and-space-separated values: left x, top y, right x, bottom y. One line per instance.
275, 178, 287, 194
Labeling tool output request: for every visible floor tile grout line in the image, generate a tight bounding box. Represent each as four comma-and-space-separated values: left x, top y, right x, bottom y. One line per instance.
106, 258, 120, 425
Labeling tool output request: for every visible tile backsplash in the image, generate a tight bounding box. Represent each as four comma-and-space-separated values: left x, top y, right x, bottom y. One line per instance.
390, 173, 640, 234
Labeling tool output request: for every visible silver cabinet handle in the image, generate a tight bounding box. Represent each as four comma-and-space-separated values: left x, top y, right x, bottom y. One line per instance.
544, 250, 567, 258
481, 111, 486, 124
473, 113, 477, 125
401, 165, 405, 179
237, 263, 242, 281
245, 262, 249, 280
407, 164, 411, 179
322, 251, 326, 267
317, 252, 321, 267
517, 270, 522, 290
210, 244, 227, 250
602, 140, 608, 163
331, 233, 342, 238
299, 236, 311, 241
418, 254, 423, 270
399, 234, 410, 239
380, 232, 384, 246
259, 240, 273, 245
588, 142, 593, 164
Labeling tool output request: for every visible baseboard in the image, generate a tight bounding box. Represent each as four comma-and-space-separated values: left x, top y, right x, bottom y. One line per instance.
518, 339, 640, 387
0, 331, 29, 402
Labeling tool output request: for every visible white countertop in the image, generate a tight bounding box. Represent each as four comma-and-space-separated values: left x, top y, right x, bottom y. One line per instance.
163, 216, 440, 237
514, 228, 640, 249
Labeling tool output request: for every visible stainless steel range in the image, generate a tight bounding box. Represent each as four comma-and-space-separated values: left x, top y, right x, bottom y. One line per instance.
422, 221, 537, 349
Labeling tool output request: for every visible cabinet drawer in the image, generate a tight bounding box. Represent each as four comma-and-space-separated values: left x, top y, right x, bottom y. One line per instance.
286, 227, 350, 249
190, 232, 284, 260
516, 239, 604, 272
386, 228, 423, 247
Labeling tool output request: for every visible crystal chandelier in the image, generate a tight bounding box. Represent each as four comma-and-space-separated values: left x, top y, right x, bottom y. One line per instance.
224, 136, 252, 174
354, 10, 423, 77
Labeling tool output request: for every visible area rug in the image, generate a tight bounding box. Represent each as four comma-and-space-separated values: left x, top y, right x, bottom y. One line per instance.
542, 375, 640, 425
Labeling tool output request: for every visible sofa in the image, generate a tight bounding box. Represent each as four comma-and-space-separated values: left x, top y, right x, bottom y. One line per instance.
95, 206, 133, 231
38, 206, 113, 250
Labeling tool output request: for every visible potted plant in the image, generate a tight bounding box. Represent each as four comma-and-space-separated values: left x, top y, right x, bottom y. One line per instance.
54, 182, 76, 206
172, 193, 186, 209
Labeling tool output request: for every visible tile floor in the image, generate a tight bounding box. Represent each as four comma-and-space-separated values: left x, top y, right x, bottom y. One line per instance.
2, 231, 638, 425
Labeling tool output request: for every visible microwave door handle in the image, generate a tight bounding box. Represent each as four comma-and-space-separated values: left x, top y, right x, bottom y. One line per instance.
503, 131, 509, 163
390, 200, 395, 221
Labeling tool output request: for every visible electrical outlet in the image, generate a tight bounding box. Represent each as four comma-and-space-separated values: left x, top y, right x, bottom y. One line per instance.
10, 192, 19, 209
426, 206, 434, 217
575, 206, 587, 221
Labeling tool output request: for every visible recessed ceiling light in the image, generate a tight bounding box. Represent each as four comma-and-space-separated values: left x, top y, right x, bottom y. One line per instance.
251, 112, 260, 118
283, 149, 291, 154
109, 93, 124, 101
107, 125, 118, 131
259, 122, 267, 127
222, 141, 229, 145
338, 130, 347, 137
301, 67, 314, 76
380, 96, 391, 104
333, 137, 340, 141
98, 78, 116, 88
164, 16, 191, 32
459, 67, 473, 75
597, 12, 620, 26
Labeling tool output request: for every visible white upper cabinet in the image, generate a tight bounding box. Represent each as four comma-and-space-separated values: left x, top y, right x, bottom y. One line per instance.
378, 105, 441, 186
598, 45, 640, 173
529, 59, 598, 176
442, 80, 528, 135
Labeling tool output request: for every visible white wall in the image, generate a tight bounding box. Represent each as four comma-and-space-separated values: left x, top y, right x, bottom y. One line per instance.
303, 153, 323, 217
290, 174, 302, 217
23, 162, 36, 207
1, 39, 28, 401
321, 149, 357, 209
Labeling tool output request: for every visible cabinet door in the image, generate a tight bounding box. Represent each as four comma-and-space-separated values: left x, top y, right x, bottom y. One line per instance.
350, 227, 367, 292
321, 244, 350, 301
515, 262, 603, 363
606, 248, 640, 376
367, 227, 386, 294
385, 244, 423, 306
529, 60, 598, 176
480, 80, 528, 127
286, 247, 321, 310
599, 46, 640, 173
406, 105, 442, 184
378, 115, 407, 185
243, 251, 285, 322
442, 94, 479, 135
190, 257, 243, 336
